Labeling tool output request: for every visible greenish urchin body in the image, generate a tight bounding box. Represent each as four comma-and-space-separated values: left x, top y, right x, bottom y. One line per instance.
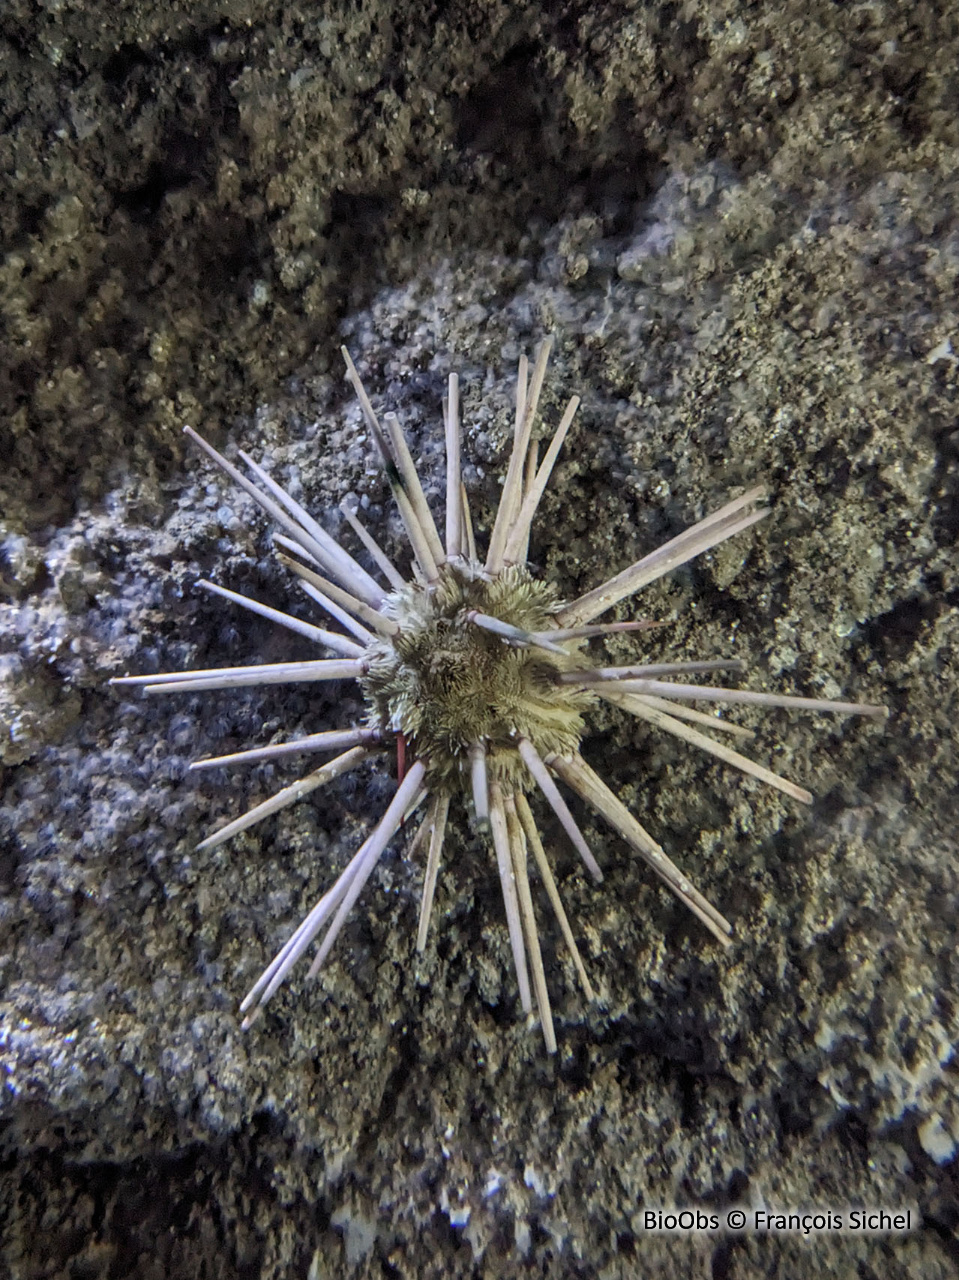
361, 561, 594, 794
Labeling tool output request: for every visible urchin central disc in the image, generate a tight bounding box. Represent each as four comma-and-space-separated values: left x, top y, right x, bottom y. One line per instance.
360, 560, 591, 790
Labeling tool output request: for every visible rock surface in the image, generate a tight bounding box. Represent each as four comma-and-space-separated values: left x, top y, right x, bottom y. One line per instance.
2, 1, 958, 1276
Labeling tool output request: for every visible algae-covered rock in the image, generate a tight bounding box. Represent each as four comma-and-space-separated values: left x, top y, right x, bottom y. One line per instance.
2, 1, 958, 1276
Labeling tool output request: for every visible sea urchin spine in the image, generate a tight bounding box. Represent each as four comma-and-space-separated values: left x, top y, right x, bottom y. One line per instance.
111, 339, 886, 1052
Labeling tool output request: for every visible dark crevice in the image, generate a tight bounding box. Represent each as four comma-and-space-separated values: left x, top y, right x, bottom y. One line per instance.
859, 593, 940, 661
0, 1135, 310, 1280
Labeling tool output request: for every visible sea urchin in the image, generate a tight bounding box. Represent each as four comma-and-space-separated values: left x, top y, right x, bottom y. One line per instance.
111, 339, 885, 1051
